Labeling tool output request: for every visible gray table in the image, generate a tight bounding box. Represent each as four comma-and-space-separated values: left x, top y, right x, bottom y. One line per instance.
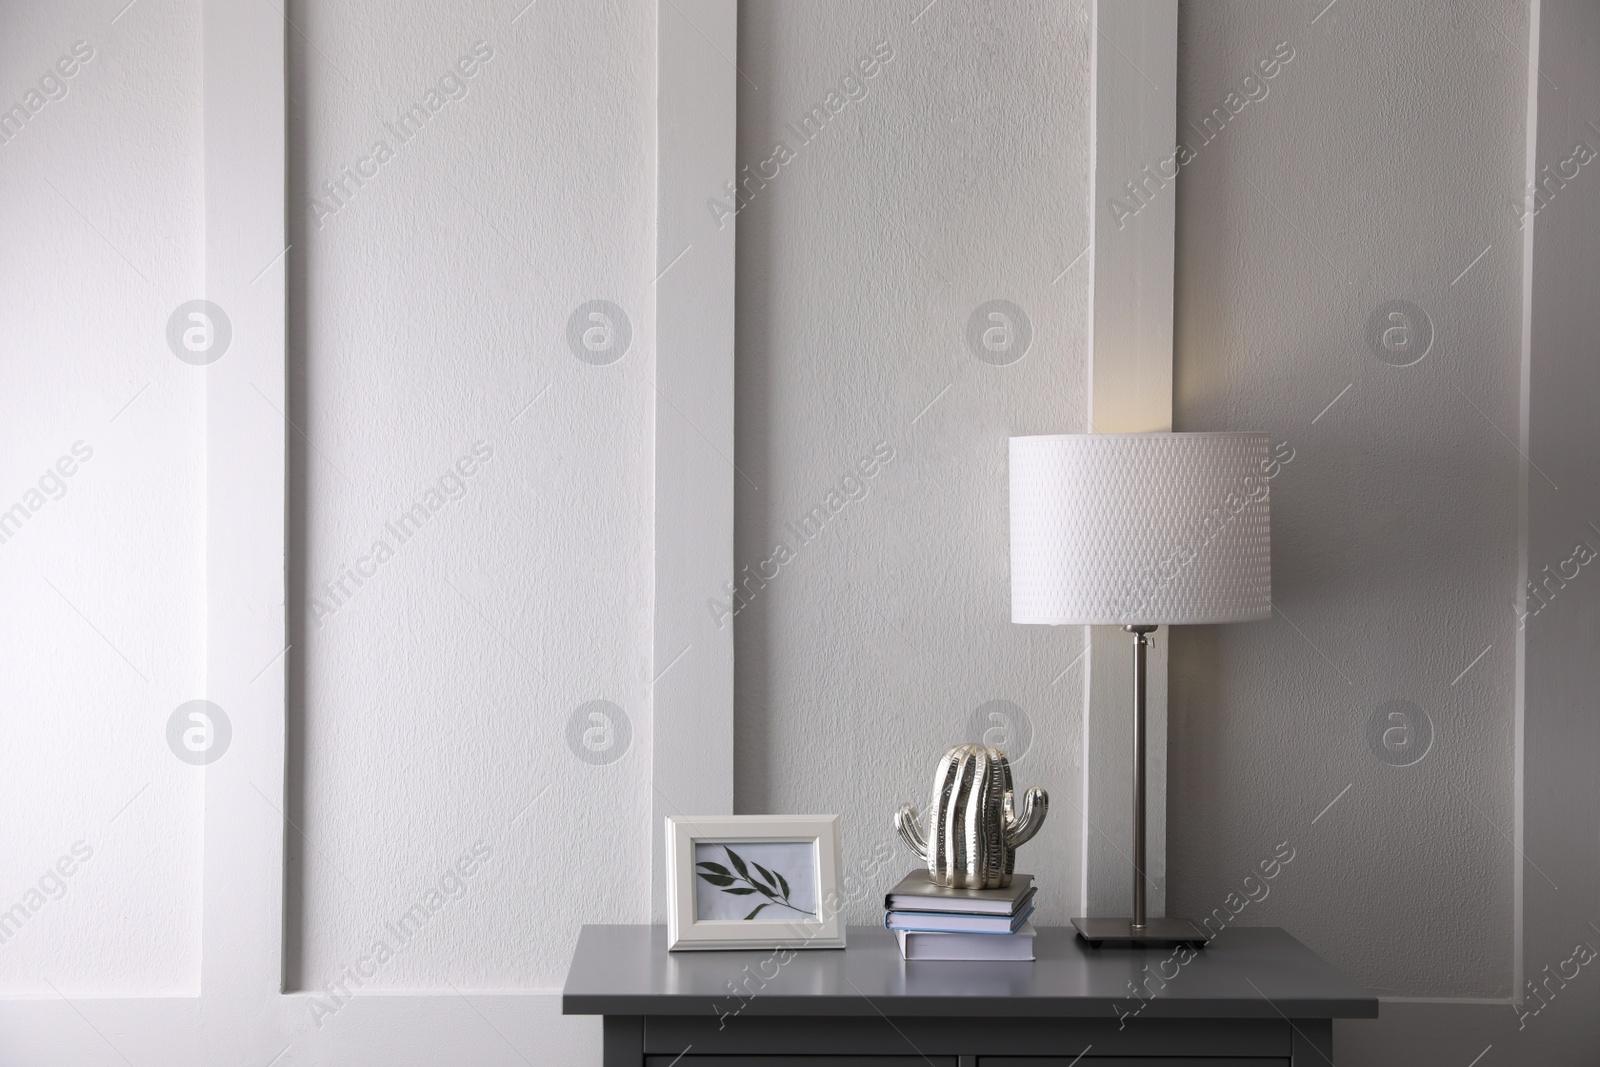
563, 924, 1376, 1066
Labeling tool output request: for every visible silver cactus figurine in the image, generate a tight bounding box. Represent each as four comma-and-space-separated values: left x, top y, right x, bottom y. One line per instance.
894, 743, 1048, 889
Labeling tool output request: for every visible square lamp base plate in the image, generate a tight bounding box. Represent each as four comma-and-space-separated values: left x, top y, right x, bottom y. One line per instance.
1073, 916, 1206, 947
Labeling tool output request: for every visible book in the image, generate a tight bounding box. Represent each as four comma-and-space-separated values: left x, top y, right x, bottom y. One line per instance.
884, 870, 1036, 915
886, 903, 1035, 935
895, 923, 1037, 961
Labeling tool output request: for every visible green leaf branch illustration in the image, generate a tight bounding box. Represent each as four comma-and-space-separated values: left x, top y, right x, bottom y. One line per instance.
696, 846, 815, 920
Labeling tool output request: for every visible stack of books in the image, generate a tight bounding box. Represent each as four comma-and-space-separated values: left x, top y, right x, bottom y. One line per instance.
883, 869, 1038, 961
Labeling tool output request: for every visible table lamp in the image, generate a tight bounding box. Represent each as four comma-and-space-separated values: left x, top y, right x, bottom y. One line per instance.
1009, 432, 1271, 946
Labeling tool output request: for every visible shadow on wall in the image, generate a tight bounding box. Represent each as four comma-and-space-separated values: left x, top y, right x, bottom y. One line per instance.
282, 22, 315, 989
731, 0, 779, 815
1165, 0, 1523, 1004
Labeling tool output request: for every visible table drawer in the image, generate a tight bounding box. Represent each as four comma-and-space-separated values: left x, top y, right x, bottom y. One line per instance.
646, 1059, 956, 1066
980, 1060, 1289, 1066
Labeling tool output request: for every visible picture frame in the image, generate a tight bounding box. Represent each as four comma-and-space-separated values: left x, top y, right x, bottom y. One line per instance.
665, 814, 846, 951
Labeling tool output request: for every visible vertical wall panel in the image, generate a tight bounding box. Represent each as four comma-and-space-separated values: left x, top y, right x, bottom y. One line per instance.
1169, 0, 1525, 998
652, 0, 737, 922
0, 0, 205, 994
286, 0, 656, 990
1082, 0, 1177, 921
734, 0, 1094, 926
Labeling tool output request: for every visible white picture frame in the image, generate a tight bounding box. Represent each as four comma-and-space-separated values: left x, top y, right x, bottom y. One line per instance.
665, 815, 846, 951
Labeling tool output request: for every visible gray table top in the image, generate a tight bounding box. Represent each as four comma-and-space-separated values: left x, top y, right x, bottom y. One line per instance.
563, 924, 1377, 1020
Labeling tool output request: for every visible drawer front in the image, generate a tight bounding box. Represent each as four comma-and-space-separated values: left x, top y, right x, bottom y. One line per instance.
646, 1059, 957, 1066
980, 1060, 1290, 1066
645, 1057, 1284, 1066
645, 1016, 1287, 1057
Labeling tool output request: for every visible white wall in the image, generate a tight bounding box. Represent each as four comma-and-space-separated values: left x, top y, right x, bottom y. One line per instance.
285, 0, 656, 991
0, 0, 204, 994
1167, 0, 1527, 998
11, 2, 1600, 1063
733, 0, 1094, 926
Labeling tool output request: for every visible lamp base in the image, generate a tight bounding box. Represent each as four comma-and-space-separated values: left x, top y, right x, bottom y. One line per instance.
1072, 916, 1206, 947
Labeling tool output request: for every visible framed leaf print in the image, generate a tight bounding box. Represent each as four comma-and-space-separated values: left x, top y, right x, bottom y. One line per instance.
665, 815, 845, 950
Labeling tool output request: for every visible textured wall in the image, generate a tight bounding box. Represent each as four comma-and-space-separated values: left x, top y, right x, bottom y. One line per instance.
0, 0, 204, 994
1509, 0, 1600, 1053
733, 0, 1094, 927
286, 0, 655, 990
5, 0, 1552, 1029
1167, 0, 1526, 997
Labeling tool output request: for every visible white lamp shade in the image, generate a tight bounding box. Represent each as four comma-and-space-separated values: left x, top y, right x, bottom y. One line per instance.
1009, 432, 1271, 626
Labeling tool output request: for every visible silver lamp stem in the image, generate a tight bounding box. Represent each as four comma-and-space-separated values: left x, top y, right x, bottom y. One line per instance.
1127, 624, 1157, 930
1069, 625, 1200, 947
